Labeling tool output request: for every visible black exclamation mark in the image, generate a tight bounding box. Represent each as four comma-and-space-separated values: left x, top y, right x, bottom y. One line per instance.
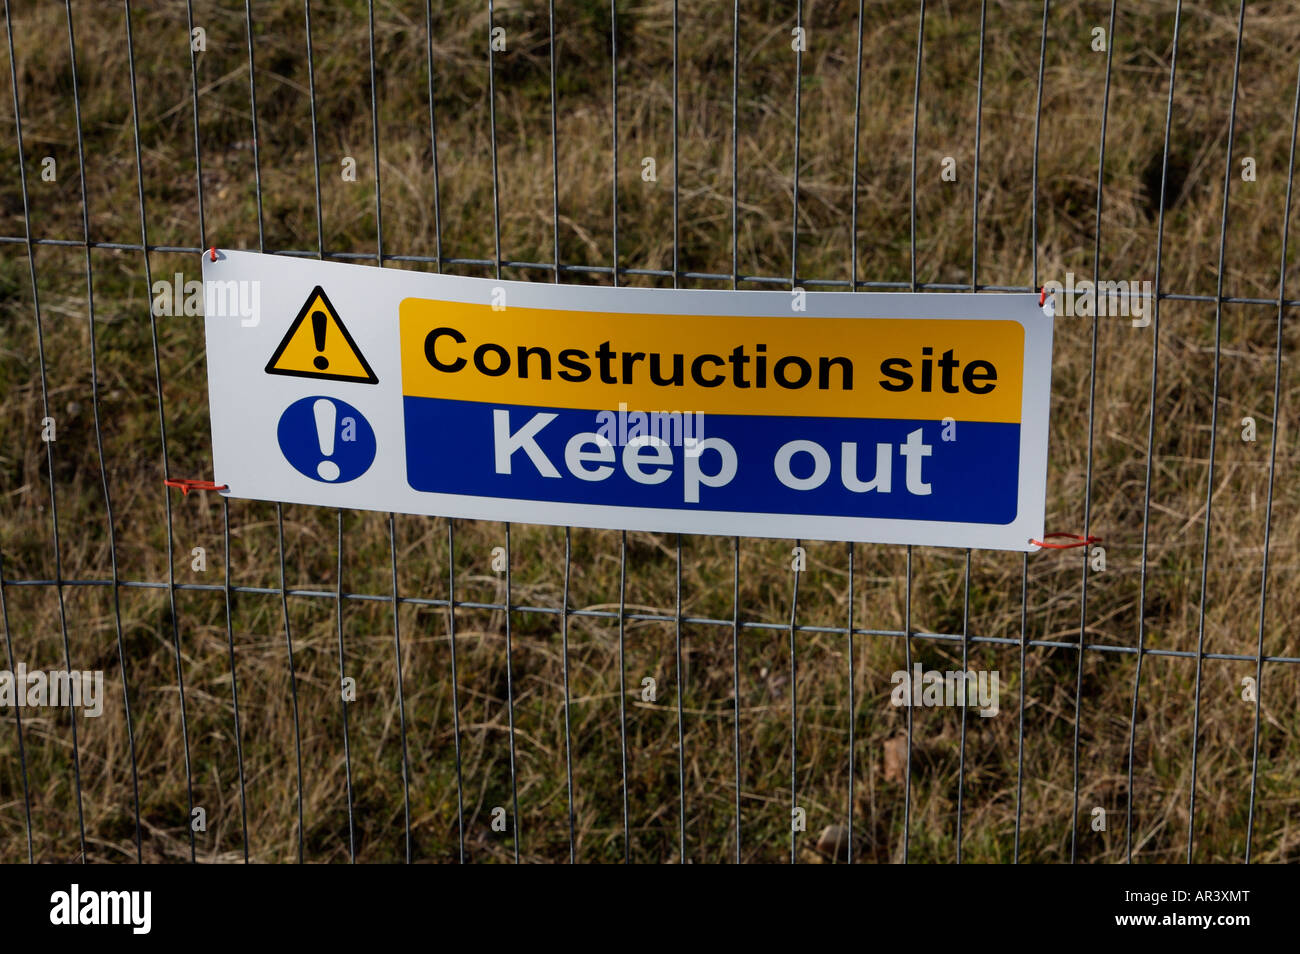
312, 310, 329, 370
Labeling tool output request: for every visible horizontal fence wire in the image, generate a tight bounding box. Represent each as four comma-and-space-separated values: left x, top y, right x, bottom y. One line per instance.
1, 576, 1299, 663
0, 0, 1295, 864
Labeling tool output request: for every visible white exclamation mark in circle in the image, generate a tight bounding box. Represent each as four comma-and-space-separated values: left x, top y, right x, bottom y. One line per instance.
314, 398, 341, 481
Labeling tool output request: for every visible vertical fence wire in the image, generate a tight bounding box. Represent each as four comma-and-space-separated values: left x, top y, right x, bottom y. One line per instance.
901, 0, 926, 866
223, 503, 249, 863
123, 0, 196, 863
730, 0, 742, 865
788, 0, 805, 867
845, 543, 855, 864
336, 510, 356, 863
184, 0, 243, 865
674, 537, 686, 861
445, 521, 466, 861
959, 0, 988, 866
1031, 0, 1049, 291
1014, 553, 1028, 862
426, 0, 444, 273
561, 528, 575, 862
1188, 0, 1248, 862
5, 0, 86, 863
64, 0, 143, 863
902, 545, 913, 861
487, 0, 501, 283
908, 0, 924, 295
617, 531, 630, 862
502, 524, 521, 862
183, 0, 210, 866
300, 0, 345, 864
548, 0, 558, 283
548, 1, 578, 865
274, 507, 305, 863
676, 0, 686, 291
672, 1, 687, 866
610, 0, 619, 289
788, 539, 801, 864
730, 0, 739, 292
1070, 0, 1117, 864
1017, 0, 1051, 864
1245, 55, 1300, 865
846, 0, 865, 868
365, 0, 414, 864
730, 536, 742, 862
791, 0, 803, 289
425, 1, 466, 863
185, 0, 204, 247
1129, 0, 1182, 865
971, 0, 986, 293
850, 0, 863, 293
610, 0, 630, 862
0, 549, 33, 862
956, 550, 971, 863
231, 0, 268, 864
387, 515, 413, 864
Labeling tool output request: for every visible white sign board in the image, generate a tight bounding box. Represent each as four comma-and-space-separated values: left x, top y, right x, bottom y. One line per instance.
202, 250, 1054, 550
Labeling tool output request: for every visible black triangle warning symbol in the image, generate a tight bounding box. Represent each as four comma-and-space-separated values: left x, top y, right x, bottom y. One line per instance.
265, 286, 378, 384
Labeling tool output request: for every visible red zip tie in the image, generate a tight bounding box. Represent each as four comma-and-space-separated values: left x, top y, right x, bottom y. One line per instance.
208, 246, 217, 262
1039, 286, 1047, 306
1030, 532, 1101, 550
164, 478, 228, 496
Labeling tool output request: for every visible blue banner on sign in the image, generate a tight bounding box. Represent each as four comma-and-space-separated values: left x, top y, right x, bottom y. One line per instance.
404, 397, 1018, 524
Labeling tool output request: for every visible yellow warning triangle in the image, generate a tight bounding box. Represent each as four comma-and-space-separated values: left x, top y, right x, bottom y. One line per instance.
265, 286, 378, 384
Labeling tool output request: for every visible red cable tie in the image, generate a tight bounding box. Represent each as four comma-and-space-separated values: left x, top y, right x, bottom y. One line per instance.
1039, 286, 1047, 306
1030, 532, 1101, 550
164, 478, 228, 496
208, 246, 217, 262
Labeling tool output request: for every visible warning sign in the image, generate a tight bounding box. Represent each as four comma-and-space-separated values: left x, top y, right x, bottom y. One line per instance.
265, 285, 378, 384
202, 251, 1055, 551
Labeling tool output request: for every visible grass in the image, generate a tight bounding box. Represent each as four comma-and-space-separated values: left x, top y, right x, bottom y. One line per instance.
0, 0, 1299, 863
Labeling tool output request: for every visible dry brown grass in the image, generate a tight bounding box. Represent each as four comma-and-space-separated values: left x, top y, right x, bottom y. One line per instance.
1, 0, 1299, 863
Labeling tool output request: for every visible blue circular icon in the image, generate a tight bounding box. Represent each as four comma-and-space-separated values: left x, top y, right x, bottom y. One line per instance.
277, 396, 376, 483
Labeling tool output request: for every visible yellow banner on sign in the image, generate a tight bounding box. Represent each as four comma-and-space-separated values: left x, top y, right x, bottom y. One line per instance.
399, 299, 1024, 423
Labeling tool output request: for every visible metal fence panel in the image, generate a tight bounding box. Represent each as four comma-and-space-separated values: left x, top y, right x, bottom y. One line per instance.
0, 0, 1296, 863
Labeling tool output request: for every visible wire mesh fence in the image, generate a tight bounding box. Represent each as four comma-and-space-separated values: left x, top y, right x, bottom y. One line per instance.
0, 0, 1298, 863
